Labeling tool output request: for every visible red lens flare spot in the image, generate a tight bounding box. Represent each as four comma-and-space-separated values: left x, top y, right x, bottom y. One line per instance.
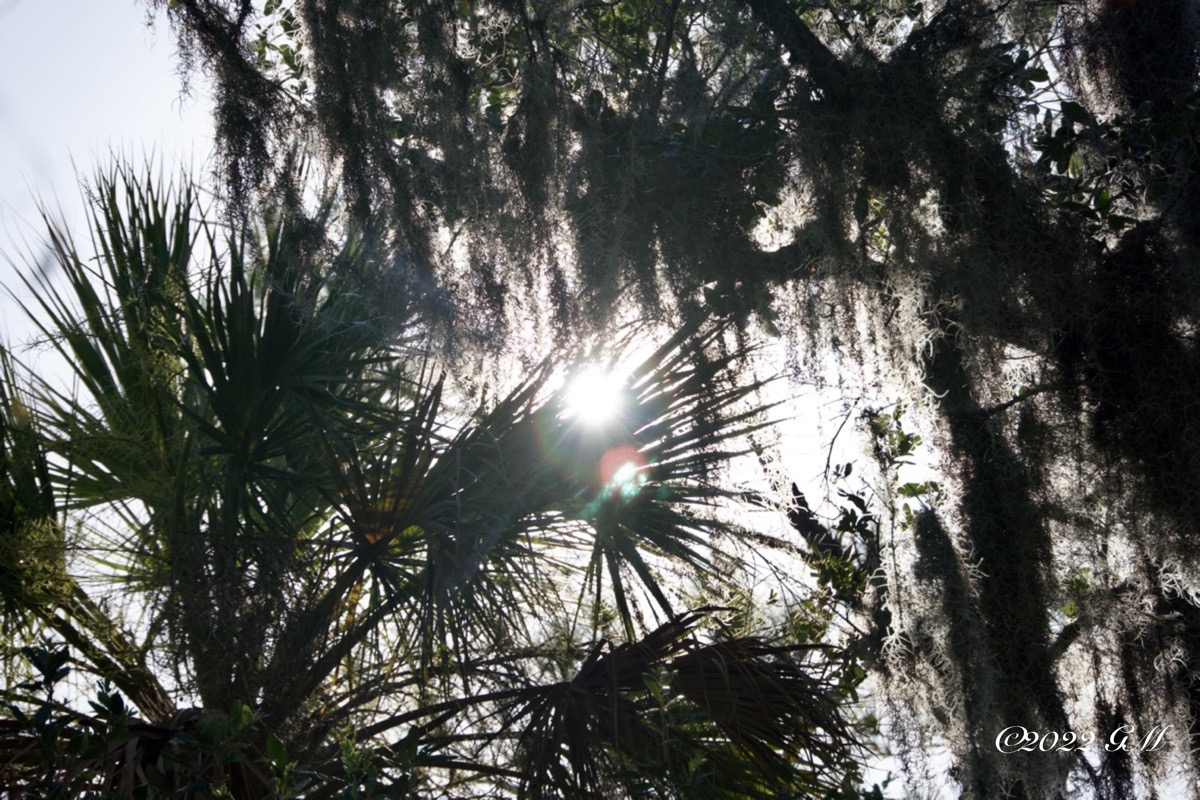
598, 444, 645, 486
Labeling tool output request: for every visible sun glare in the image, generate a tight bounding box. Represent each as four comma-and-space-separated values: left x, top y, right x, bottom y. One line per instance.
563, 365, 623, 426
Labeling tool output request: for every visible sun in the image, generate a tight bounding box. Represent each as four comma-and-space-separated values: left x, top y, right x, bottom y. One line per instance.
563, 365, 624, 426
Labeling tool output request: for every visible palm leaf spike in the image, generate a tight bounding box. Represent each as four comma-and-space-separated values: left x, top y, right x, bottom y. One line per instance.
320, 369, 442, 554
14, 172, 192, 520
355, 372, 442, 548
506, 607, 856, 799
321, 362, 564, 692
550, 323, 782, 639
247, 358, 463, 725
6, 166, 417, 721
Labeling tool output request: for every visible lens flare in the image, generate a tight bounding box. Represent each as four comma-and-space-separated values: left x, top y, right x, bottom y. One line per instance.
598, 444, 645, 487
563, 365, 623, 426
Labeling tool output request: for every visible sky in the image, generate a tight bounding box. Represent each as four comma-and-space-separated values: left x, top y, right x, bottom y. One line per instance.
0, 0, 213, 344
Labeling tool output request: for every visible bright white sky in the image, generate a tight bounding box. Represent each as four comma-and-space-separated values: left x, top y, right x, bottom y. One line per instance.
0, 0, 212, 344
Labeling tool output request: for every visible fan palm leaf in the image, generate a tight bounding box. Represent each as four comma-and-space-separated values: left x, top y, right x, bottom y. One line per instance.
1, 167, 863, 796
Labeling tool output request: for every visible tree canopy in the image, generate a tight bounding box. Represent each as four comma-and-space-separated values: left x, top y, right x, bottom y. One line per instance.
0, 167, 873, 797
3, 0, 1200, 796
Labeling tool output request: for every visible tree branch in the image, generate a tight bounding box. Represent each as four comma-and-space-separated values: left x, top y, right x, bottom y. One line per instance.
738, 0, 852, 103
40, 583, 176, 724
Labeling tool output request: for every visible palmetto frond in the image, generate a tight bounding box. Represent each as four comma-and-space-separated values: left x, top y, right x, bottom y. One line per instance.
8, 166, 407, 713
0, 168, 862, 797
507, 608, 854, 799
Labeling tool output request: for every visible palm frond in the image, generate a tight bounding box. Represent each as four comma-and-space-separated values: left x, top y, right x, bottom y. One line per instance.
505, 607, 856, 799
1, 167, 866, 795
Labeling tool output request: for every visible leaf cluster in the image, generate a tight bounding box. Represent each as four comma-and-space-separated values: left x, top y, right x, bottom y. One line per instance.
0, 167, 867, 797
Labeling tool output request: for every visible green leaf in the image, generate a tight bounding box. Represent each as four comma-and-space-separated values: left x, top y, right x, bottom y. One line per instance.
1067, 150, 1085, 179
267, 734, 286, 766
1060, 101, 1091, 126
